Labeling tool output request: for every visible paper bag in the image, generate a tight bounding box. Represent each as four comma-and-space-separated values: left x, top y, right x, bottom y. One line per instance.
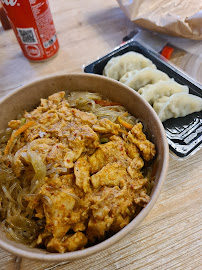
117, 0, 202, 40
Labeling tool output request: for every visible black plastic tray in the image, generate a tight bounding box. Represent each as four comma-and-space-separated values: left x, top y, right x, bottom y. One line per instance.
84, 41, 202, 159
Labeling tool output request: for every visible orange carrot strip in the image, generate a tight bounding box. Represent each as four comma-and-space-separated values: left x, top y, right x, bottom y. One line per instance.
4, 121, 35, 155
95, 100, 121, 106
118, 117, 133, 130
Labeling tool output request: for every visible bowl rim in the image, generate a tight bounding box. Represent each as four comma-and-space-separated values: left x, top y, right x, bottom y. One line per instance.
0, 73, 169, 261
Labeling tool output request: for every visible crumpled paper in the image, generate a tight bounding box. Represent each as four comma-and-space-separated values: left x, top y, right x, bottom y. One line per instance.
117, 0, 202, 40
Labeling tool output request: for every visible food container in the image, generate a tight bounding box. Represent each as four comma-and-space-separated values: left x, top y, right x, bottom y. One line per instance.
0, 73, 169, 261
84, 41, 202, 159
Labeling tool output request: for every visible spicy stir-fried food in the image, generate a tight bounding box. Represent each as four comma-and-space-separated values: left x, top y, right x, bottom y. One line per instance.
0, 91, 156, 253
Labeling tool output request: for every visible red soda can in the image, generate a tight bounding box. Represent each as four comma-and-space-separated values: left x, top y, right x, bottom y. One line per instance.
1, 0, 59, 61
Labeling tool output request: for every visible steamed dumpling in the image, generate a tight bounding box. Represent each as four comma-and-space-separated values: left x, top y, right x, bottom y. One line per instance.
103, 52, 156, 80
138, 80, 189, 105
123, 67, 170, 91
120, 70, 138, 84
153, 93, 202, 122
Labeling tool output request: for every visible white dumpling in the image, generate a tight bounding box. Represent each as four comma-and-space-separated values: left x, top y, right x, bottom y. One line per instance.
124, 67, 170, 91
103, 52, 156, 80
138, 80, 189, 105
120, 70, 138, 84
153, 93, 202, 122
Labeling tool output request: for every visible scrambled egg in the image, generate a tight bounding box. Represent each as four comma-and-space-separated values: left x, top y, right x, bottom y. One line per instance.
8, 91, 156, 253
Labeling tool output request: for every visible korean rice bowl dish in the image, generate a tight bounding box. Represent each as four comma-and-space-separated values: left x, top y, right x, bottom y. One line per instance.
0, 91, 156, 253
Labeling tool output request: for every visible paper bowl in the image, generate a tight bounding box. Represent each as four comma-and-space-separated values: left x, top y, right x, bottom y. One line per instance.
0, 73, 169, 261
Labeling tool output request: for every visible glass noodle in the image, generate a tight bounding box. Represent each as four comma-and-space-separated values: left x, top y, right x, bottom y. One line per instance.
67, 92, 138, 124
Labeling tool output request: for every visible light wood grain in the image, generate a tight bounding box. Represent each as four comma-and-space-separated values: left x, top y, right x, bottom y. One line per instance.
0, 0, 202, 269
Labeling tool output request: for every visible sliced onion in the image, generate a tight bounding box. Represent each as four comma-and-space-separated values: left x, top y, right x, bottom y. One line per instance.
27, 151, 46, 182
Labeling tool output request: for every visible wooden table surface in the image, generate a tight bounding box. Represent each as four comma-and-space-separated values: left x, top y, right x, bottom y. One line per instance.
0, 1, 201, 269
